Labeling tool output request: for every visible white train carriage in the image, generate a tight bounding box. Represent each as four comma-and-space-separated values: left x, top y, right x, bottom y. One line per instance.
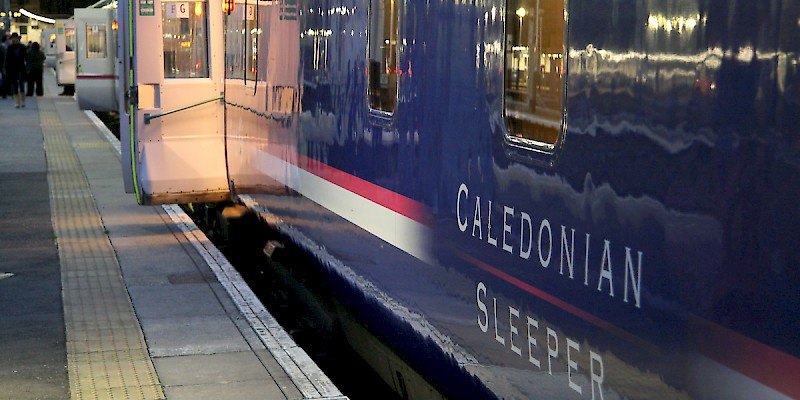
41, 28, 57, 69
118, 0, 229, 202
54, 19, 76, 91
75, 5, 119, 111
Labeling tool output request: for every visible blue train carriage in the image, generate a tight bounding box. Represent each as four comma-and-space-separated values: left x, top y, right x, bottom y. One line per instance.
75, 0, 120, 111
119, 0, 800, 398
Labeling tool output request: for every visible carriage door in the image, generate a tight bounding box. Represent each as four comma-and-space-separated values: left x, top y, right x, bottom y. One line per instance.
75, 8, 118, 111
55, 19, 76, 87
120, 0, 228, 205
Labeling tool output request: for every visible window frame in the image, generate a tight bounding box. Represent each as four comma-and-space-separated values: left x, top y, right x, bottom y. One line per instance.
366, 0, 401, 121
161, 0, 211, 79
65, 27, 76, 53
223, 4, 246, 80
501, 0, 569, 159
242, 2, 260, 87
86, 23, 108, 59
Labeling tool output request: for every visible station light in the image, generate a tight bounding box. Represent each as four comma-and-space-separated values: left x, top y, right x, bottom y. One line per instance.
19, 8, 56, 23
223, 0, 234, 15
112, 20, 118, 31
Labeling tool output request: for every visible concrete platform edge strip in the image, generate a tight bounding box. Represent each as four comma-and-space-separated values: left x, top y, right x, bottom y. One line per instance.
162, 205, 345, 400
87, 110, 347, 400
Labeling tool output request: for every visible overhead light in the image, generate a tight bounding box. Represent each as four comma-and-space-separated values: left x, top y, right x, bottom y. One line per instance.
19, 8, 56, 24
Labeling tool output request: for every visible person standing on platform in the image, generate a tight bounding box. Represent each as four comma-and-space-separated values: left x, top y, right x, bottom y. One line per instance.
26, 42, 45, 97
4, 33, 27, 108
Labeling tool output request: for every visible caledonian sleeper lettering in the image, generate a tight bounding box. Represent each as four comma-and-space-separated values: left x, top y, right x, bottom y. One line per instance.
456, 183, 644, 309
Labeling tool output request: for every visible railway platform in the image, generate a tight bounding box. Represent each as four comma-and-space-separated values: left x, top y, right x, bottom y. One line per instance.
0, 71, 345, 400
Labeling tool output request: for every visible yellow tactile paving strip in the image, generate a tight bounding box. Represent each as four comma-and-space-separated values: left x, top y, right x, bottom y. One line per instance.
39, 99, 166, 400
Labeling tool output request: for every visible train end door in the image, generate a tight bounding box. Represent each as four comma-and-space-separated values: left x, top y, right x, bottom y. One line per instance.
120, 0, 229, 205
75, 8, 118, 111
55, 19, 76, 86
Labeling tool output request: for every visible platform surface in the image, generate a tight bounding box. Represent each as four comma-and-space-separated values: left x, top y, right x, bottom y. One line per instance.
0, 72, 344, 400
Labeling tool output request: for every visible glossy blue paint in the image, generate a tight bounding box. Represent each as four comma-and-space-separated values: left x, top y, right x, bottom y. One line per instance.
224, 0, 800, 398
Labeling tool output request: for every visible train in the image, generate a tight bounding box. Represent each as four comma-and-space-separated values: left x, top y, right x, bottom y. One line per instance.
41, 28, 57, 69
50, 0, 118, 109
53, 18, 76, 94
74, 0, 119, 111
110, 0, 800, 398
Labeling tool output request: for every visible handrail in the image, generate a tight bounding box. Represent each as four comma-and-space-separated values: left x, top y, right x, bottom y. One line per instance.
144, 95, 224, 124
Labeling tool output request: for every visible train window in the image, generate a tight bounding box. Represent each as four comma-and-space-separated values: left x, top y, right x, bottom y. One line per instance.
504, 0, 565, 148
223, 4, 261, 82
224, 5, 244, 80
367, 0, 399, 114
86, 24, 107, 59
244, 5, 259, 82
162, 0, 209, 78
65, 27, 76, 52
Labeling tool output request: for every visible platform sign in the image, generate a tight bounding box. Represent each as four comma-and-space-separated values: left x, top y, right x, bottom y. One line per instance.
139, 0, 155, 16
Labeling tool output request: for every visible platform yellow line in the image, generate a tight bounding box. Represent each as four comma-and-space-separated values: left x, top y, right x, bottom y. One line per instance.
39, 98, 165, 400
